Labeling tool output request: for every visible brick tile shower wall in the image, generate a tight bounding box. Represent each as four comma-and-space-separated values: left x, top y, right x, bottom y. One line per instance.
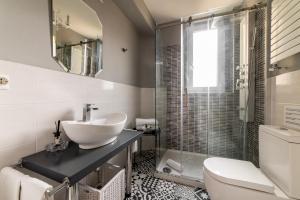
164, 45, 182, 151
162, 44, 243, 159
246, 9, 266, 167
158, 11, 265, 161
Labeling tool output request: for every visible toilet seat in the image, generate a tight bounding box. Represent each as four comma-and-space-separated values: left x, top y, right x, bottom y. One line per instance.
203, 157, 275, 194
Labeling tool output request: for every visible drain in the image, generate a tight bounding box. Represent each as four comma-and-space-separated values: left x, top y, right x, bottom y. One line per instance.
163, 167, 172, 174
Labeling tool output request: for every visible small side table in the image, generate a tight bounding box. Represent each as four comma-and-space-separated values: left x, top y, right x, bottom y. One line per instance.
132, 128, 160, 156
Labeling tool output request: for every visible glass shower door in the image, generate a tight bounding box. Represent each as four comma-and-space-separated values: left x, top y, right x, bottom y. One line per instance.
155, 26, 184, 177
155, 11, 251, 183
182, 13, 246, 164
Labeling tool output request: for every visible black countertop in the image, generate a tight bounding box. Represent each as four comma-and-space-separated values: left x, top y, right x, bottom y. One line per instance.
22, 130, 142, 185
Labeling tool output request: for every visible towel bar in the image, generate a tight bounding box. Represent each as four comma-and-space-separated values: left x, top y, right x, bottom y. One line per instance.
45, 177, 70, 199
13, 157, 129, 200
12, 159, 71, 200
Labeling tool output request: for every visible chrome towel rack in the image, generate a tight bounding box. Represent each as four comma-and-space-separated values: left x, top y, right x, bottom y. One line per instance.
13, 160, 72, 200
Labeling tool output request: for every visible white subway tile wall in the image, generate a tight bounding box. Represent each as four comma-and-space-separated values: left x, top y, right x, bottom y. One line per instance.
0, 59, 141, 169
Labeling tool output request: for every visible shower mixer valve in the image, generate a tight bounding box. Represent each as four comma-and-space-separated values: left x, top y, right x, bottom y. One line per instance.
235, 64, 249, 90
236, 79, 245, 90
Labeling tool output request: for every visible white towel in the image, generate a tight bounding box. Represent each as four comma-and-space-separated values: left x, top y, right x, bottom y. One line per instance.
0, 167, 25, 200
136, 124, 147, 131
166, 159, 182, 172
21, 176, 53, 200
136, 118, 158, 126
132, 141, 138, 153
136, 118, 158, 130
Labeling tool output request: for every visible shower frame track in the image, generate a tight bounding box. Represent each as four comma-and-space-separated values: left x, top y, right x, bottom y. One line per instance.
156, 3, 267, 30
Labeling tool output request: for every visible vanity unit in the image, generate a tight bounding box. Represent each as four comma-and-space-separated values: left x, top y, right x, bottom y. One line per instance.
21, 130, 142, 200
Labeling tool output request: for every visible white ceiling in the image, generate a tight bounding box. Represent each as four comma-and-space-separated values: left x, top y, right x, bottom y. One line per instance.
143, 0, 245, 24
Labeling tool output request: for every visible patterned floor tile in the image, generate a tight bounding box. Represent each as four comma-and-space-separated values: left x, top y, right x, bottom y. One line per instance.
195, 188, 210, 200
130, 150, 210, 200
174, 185, 199, 200
142, 176, 160, 189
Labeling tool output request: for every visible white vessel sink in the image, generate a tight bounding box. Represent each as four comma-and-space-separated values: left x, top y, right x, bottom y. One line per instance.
62, 113, 127, 149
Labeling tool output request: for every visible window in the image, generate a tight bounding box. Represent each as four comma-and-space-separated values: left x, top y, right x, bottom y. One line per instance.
192, 29, 218, 88
185, 18, 234, 93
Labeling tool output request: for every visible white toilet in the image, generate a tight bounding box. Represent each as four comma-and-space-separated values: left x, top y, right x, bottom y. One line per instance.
204, 125, 300, 200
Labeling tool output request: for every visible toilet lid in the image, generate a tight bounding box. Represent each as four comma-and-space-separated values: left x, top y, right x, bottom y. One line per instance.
204, 157, 275, 194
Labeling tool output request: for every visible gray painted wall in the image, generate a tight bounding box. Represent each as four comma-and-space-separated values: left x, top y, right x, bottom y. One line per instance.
0, 0, 141, 86
138, 35, 155, 88
0, 0, 59, 71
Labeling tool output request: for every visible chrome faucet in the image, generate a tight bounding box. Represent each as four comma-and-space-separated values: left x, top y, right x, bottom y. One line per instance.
83, 104, 98, 121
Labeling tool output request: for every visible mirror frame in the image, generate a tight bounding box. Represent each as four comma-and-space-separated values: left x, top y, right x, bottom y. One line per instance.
48, 0, 103, 77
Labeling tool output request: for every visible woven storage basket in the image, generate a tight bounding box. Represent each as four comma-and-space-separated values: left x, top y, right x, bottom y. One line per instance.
79, 169, 125, 200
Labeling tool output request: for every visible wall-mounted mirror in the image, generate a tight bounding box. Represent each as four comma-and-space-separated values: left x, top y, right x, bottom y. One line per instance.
50, 0, 103, 77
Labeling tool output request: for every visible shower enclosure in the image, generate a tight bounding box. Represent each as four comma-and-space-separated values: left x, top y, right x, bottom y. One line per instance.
155, 6, 266, 184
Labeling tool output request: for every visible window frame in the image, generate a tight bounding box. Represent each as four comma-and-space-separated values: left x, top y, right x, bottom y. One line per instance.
184, 20, 226, 94
192, 29, 218, 88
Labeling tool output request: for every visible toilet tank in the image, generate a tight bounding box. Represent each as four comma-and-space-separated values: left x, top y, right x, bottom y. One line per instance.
259, 125, 300, 199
